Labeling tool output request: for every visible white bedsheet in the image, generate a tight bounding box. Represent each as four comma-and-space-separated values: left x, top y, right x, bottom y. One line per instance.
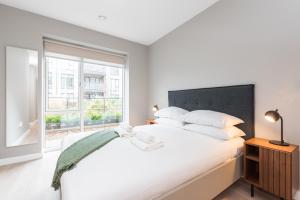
60, 124, 244, 200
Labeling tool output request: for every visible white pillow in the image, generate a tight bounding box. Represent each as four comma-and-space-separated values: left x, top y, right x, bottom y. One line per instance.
181, 110, 244, 128
154, 106, 188, 120
155, 118, 184, 128
183, 124, 246, 140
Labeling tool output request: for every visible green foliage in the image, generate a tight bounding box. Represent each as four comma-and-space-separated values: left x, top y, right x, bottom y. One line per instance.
101, 111, 122, 122
85, 100, 103, 121
46, 99, 122, 127
87, 110, 102, 121
86, 100, 104, 110
115, 112, 122, 122
45, 115, 62, 124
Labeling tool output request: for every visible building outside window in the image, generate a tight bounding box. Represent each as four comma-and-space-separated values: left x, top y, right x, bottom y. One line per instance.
110, 79, 119, 97
48, 72, 53, 89
61, 74, 74, 90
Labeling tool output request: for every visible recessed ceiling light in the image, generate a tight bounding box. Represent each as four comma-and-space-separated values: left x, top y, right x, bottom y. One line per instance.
98, 15, 107, 20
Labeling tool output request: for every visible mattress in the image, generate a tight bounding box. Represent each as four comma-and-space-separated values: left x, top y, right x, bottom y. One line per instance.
60, 124, 244, 200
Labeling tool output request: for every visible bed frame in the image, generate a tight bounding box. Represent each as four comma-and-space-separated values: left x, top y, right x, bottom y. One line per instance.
160, 84, 255, 200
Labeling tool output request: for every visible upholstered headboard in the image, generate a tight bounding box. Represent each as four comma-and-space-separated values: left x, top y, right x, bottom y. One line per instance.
168, 85, 255, 140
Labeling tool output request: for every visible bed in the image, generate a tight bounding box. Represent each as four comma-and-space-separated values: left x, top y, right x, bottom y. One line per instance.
60, 84, 255, 200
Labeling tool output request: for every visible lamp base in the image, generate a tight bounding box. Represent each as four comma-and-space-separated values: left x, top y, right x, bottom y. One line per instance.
269, 140, 289, 146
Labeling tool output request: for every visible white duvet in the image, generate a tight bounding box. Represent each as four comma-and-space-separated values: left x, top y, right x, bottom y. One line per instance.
60, 124, 244, 200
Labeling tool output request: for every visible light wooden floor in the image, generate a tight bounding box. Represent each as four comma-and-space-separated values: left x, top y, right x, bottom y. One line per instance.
0, 151, 278, 200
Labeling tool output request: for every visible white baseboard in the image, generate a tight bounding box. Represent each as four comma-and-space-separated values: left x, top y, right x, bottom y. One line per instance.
0, 153, 42, 166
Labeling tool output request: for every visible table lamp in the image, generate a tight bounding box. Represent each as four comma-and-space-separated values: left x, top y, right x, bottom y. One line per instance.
265, 109, 289, 146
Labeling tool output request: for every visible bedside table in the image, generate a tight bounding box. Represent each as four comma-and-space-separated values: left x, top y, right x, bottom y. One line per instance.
244, 138, 299, 200
146, 119, 157, 125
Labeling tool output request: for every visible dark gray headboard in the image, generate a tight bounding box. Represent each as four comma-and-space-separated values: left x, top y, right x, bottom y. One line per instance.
168, 84, 255, 140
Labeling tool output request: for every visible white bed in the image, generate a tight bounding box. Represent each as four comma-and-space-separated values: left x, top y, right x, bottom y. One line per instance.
60, 124, 244, 200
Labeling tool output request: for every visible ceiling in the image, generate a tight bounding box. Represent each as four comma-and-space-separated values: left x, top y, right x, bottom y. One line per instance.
0, 0, 219, 45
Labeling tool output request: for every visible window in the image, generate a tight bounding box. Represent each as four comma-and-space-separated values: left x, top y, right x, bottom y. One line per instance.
44, 39, 126, 146
45, 56, 80, 111
48, 72, 53, 89
84, 77, 103, 90
110, 68, 119, 76
61, 74, 74, 90
110, 79, 119, 97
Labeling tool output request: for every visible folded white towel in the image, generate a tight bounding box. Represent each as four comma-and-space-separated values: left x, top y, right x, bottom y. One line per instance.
129, 137, 164, 151
115, 127, 135, 138
134, 131, 155, 144
119, 123, 133, 133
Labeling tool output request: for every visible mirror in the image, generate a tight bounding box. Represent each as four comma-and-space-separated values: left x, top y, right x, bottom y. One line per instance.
6, 46, 39, 147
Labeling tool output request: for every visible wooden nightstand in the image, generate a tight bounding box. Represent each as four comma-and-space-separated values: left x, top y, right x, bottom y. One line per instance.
146, 119, 157, 125
244, 138, 299, 200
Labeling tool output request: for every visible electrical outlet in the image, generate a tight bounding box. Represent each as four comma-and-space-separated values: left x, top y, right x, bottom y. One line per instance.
19, 121, 23, 128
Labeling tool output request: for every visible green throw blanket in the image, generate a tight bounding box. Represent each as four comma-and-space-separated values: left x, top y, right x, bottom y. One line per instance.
51, 129, 119, 190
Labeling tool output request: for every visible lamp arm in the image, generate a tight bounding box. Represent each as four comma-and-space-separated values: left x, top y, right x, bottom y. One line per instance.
280, 116, 284, 143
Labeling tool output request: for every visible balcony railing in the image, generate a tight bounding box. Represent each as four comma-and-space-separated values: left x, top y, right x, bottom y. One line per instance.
45, 97, 122, 131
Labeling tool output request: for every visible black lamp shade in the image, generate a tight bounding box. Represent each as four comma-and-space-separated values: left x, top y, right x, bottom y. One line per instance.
152, 105, 159, 112
265, 109, 280, 122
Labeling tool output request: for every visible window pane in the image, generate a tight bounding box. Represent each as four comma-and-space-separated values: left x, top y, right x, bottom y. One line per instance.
46, 56, 79, 111
83, 63, 123, 131
45, 56, 81, 150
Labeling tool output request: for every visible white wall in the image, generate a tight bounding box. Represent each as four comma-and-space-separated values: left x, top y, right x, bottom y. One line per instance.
149, 0, 300, 145
0, 4, 148, 159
